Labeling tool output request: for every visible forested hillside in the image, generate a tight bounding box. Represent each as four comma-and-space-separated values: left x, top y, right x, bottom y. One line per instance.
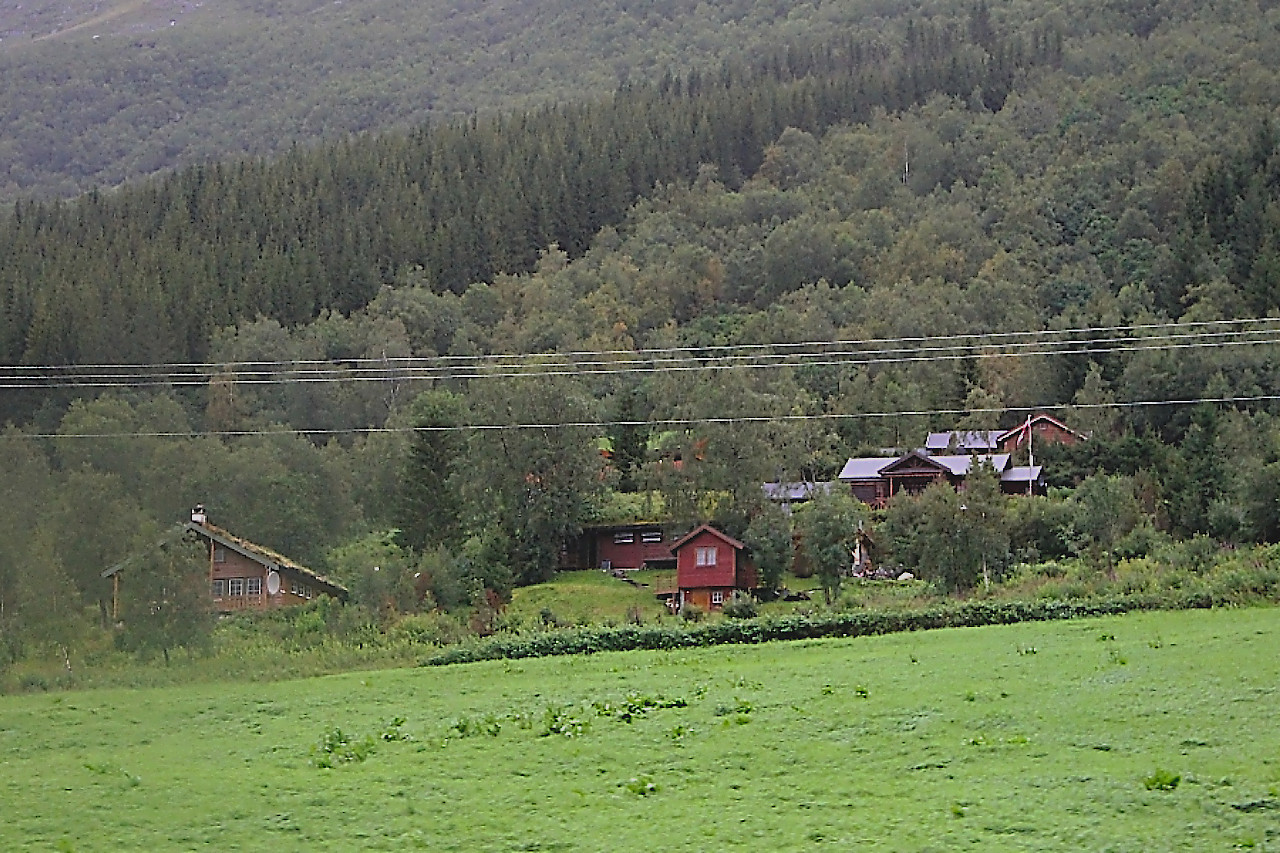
2, 0, 1280, 671
2, 0, 946, 205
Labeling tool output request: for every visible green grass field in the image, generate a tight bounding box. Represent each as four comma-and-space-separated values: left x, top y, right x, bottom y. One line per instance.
3, 606, 1279, 851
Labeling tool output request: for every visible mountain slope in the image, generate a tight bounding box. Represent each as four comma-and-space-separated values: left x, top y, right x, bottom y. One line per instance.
0, 0, 909, 204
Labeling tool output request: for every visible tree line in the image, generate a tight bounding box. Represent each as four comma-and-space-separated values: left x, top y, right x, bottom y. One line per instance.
0, 10, 1054, 393
3, 0, 1280, 669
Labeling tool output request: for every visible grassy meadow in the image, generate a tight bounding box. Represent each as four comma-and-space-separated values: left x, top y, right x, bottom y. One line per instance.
2, 606, 1279, 851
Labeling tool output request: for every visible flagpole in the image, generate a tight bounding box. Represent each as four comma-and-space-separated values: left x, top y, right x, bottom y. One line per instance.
1026, 413, 1034, 495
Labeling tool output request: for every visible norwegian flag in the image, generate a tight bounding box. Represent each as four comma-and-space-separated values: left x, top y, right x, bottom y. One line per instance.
1014, 414, 1033, 448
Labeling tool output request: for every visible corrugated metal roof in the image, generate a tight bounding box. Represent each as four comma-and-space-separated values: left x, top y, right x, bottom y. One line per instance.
837, 456, 900, 480
1000, 465, 1043, 482
926, 454, 1011, 475
762, 481, 835, 501
924, 430, 1002, 451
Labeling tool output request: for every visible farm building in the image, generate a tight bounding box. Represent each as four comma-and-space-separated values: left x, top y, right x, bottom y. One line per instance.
559, 523, 675, 571
667, 524, 757, 612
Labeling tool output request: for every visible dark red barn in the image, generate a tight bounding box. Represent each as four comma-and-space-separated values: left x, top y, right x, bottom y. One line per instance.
669, 524, 757, 611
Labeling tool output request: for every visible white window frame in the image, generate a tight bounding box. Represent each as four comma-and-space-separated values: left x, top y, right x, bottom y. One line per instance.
711, 590, 725, 605
246, 577, 262, 596
613, 531, 635, 544
695, 546, 717, 567
641, 531, 663, 543
228, 577, 246, 597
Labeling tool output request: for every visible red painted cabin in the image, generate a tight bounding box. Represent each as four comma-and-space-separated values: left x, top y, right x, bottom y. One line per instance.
560, 523, 674, 571
670, 525, 757, 611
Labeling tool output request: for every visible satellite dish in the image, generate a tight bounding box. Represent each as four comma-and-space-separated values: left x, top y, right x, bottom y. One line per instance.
266, 570, 281, 595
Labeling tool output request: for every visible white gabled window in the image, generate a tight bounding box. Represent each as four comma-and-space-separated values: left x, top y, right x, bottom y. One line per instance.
695, 546, 717, 566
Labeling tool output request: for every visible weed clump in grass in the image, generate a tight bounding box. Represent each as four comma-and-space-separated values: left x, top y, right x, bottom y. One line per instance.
1143, 768, 1181, 791
622, 775, 658, 795
311, 718, 407, 767
311, 727, 376, 768
449, 714, 501, 738
540, 706, 589, 737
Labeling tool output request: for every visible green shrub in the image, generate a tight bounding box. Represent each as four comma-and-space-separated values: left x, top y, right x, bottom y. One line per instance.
722, 591, 758, 619
1143, 768, 1181, 791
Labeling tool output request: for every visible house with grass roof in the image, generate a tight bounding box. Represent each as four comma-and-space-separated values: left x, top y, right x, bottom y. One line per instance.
103, 506, 348, 616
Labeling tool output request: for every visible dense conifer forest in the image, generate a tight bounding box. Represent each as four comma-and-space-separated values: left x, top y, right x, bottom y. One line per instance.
2, 0, 1280, 670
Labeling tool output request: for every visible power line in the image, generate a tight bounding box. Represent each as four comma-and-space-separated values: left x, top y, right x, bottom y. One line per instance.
5, 322, 1280, 389
4, 316, 1274, 373
21, 393, 1280, 440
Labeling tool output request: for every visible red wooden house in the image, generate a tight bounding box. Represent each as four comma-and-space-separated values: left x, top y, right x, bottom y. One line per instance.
669, 524, 757, 611
559, 523, 675, 571
996, 413, 1085, 453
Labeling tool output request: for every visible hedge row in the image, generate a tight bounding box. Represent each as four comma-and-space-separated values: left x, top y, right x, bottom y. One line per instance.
420, 592, 1200, 667
420, 561, 1280, 667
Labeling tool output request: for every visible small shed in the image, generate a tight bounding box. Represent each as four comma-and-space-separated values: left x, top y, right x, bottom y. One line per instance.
560, 523, 674, 571
669, 524, 757, 611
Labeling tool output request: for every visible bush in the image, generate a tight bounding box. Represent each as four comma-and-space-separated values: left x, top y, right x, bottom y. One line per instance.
386, 611, 470, 647
721, 591, 758, 619
678, 602, 704, 623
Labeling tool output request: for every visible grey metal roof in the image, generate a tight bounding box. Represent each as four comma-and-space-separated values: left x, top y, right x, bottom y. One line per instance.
926, 453, 1011, 475
762, 481, 835, 501
925, 430, 1002, 451
1000, 465, 1043, 483
837, 456, 900, 480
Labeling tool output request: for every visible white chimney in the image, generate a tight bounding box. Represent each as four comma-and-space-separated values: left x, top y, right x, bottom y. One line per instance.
191, 504, 207, 525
